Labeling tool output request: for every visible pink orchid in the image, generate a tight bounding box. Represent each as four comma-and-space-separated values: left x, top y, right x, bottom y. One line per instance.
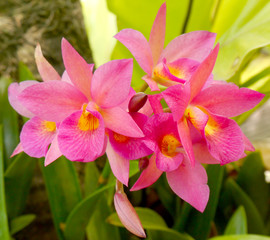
114, 2, 216, 91
16, 39, 143, 165
162, 44, 265, 166
131, 113, 209, 212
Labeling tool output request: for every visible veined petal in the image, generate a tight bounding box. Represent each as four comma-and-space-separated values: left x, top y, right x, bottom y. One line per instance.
167, 160, 209, 212
149, 2, 166, 65
177, 118, 195, 166
115, 29, 153, 75
114, 191, 146, 238
161, 31, 216, 63
193, 141, 220, 164
101, 107, 144, 138
35, 44, 61, 81
192, 82, 265, 117
91, 59, 133, 108
44, 136, 62, 166
204, 111, 245, 164
58, 110, 105, 162
121, 87, 136, 111
148, 94, 163, 114
10, 142, 23, 158
142, 75, 160, 91
186, 106, 208, 133
162, 83, 190, 121
19, 81, 88, 122
8, 81, 38, 118
156, 149, 183, 172
20, 117, 57, 158
189, 44, 219, 101
106, 140, 130, 186
62, 38, 93, 99
131, 154, 162, 191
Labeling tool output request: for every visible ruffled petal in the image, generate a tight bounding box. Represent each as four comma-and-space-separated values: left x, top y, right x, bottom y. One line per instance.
106, 140, 130, 186
167, 160, 209, 212
44, 136, 62, 166
8, 81, 38, 118
149, 2, 166, 65
192, 82, 265, 117
91, 59, 133, 108
20, 117, 57, 158
61, 38, 93, 99
156, 149, 183, 172
161, 31, 216, 63
35, 44, 61, 81
101, 107, 144, 138
115, 29, 153, 75
57, 110, 105, 162
19, 80, 88, 122
131, 154, 162, 191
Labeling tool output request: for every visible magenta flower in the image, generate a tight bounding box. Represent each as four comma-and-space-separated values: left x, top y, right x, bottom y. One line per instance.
162, 44, 265, 166
16, 39, 143, 164
114, 2, 216, 91
131, 113, 209, 212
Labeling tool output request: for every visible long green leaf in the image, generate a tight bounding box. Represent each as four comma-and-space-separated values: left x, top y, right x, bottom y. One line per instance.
224, 206, 247, 235
64, 183, 115, 240
0, 125, 10, 240
40, 157, 82, 240
4, 153, 36, 218
184, 165, 224, 240
10, 214, 36, 235
225, 179, 266, 234
84, 162, 100, 197
210, 235, 270, 240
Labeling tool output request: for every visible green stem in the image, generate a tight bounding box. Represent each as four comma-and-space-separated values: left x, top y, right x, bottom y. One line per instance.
181, 0, 193, 34
98, 160, 111, 186
139, 82, 149, 92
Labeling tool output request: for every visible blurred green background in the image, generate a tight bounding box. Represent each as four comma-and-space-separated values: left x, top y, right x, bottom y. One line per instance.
1, 0, 270, 239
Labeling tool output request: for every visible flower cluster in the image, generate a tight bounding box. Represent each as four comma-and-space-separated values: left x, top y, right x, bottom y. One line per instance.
9, 2, 264, 238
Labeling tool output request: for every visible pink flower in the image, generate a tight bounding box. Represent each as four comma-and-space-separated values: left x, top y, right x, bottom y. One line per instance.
131, 113, 209, 212
16, 39, 144, 164
114, 2, 216, 91
162, 44, 265, 166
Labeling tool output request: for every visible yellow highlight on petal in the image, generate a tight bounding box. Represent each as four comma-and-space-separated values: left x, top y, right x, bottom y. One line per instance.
113, 132, 129, 143
168, 66, 185, 79
160, 134, 181, 157
78, 111, 99, 131
44, 121, 56, 132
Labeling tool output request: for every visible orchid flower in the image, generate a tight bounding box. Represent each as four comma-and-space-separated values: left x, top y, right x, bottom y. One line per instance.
114, 2, 216, 91
162, 44, 265, 166
131, 113, 209, 212
16, 39, 143, 165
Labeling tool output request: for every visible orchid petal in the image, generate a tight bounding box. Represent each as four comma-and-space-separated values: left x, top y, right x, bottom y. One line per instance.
91, 59, 133, 108
149, 2, 166, 65
8, 81, 38, 118
242, 133, 255, 152
167, 160, 209, 212
162, 83, 190, 121
162, 31, 216, 63
115, 29, 153, 75
131, 154, 162, 191
101, 107, 144, 138
62, 38, 93, 99
10, 143, 23, 158
186, 106, 208, 133
156, 149, 183, 172
58, 110, 105, 162
121, 87, 136, 111
19, 81, 88, 122
139, 98, 153, 116
193, 141, 220, 164
44, 136, 62, 166
35, 44, 61, 81
189, 44, 219, 100
148, 94, 163, 114
20, 117, 56, 158
142, 75, 160, 91
114, 192, 146, 238
61, 70, 73, 84
192, 82, 265, 117
106, 140, 129, 186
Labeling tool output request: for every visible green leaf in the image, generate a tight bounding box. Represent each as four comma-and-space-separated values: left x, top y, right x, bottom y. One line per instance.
0, 77, 19, 166
64, 183, 115, 240
86, 196, 120, 240
210, 235, 270, 240
10, 214, 36, 235
214, 1, 270, 80
225, 179, 266, 234
0, 125, 10, 240
84, 162, 100, 197
4, 153, 36, 218
108, 207, 194, 240
224, 206, 247, 235
80, 0, 117, 67
40, 157, 82, 240
18, 62, 35, 82
184, 165, 224, 240
237, 152, 270, 220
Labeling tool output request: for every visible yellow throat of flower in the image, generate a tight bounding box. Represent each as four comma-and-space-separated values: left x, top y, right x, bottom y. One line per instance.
160, 134, 181, 157
78, 106, 99, 131
113, 132, 129, 143
43, 121, 56, 132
